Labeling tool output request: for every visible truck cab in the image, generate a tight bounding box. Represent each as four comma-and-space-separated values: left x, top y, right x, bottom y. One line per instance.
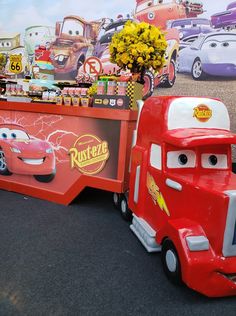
128, 96, 236, 297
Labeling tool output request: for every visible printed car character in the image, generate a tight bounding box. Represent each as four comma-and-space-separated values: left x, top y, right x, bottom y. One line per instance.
24, 26, 55, 63
167, 18, 213, 42
0, 33, 21, 53
211, 2, 236, 29
134, 0, 203, 30
94, 17, 131, 75
94, 16, 179, 98
0, 124, 56, 182
134, 0, 186, 30
178, 32, 236, 79
0, 33, 29, 78
49, 16, 102, 80
134, 2, 181, 89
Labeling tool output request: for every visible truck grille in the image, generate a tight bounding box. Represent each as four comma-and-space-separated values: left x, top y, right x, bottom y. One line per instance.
233, 221, 236, 245
223, 191, 236, 257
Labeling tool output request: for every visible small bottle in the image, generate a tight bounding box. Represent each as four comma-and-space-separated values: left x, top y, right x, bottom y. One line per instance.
107, 81, 117, 95
42, 90, 49, 101
5, 84, 11, 96
49, 90, 56, 102
10, 84, 16, 96
56, 90, 63, 105
117, 81, 128, 96
97, 81, 106, 95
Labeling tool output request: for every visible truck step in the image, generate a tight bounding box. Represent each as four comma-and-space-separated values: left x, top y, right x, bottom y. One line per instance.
130, 215, 161, 253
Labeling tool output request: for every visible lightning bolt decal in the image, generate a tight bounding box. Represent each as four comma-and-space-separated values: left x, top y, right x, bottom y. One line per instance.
146, 172, 170, 216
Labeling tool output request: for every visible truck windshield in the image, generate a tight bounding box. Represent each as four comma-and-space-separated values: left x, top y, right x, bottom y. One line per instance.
167, 150, 196, 168
62, 19, 84, 37
0, 127, 30, 140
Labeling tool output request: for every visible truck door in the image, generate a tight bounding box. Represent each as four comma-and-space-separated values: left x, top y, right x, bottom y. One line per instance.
144, 143, 169, 232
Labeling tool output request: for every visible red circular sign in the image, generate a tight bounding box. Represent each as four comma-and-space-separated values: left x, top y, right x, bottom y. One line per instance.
83, 57, 102, 75
117, 98, 124, 107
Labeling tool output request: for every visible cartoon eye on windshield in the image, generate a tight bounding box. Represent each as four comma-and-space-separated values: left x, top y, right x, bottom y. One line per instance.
4, 42, 12, 48
167, 150, 196, 168
0, 128, 30, 140
201, 154, 228, 169
210, 42, 217, 48
222, 42, 229, 47
10, 129, 30, 140
0, 128, 10, 139
62, 20, 84, 36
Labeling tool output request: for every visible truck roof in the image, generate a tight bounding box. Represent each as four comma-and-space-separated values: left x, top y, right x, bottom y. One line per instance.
138, 96, 236, 147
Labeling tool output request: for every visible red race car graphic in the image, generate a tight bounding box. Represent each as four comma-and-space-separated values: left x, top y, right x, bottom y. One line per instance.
0, 124, 56, 182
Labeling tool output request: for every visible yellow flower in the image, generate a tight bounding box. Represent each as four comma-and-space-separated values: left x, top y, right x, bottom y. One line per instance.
109, 20, 167, 73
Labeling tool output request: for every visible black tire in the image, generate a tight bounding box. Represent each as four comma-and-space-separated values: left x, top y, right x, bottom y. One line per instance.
160, 59, 176, 88
34, 169, 56, 183
191, 58, 207, 80
119, 194, 132, 222
112, 192, 121, 209
0, 149, 12, 175
161, 239, 182, 285
142, 70, 155, 100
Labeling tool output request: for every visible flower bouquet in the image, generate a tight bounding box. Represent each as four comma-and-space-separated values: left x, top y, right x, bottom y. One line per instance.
109, 20, 167, 83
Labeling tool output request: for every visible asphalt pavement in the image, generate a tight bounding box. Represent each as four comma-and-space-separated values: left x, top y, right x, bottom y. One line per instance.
1, 188, 236, 316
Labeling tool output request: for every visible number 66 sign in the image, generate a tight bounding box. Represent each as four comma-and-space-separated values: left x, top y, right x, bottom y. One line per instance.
9, 54, 23, 74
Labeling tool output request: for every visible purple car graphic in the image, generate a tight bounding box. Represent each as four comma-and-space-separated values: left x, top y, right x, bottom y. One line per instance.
211, 2, 236, 29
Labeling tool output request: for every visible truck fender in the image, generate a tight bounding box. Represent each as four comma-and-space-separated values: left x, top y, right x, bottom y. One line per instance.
158, 218, 215, 284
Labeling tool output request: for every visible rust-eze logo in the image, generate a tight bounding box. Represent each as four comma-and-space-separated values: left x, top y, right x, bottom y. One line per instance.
193, 104, 212, 122
69, 134, 109, 175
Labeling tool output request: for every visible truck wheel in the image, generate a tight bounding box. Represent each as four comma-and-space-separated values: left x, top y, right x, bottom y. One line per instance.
191, 58, 206, 80
161, 239, 182, 285
120, 194, 132, 222
112, 192, 121, 209
160, 59, 176, 88
0, 149, 12, 175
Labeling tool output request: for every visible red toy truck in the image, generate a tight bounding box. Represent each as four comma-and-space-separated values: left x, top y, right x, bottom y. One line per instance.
114, 96, 236, 297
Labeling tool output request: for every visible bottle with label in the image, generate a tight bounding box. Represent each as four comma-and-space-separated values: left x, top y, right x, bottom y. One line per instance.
42, 90, 49, 101
117, 81, 128, 96
97, 81, 106, 95
107, 81, 117, 95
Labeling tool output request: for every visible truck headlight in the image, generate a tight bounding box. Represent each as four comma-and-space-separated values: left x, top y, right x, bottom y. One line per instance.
179, 32, 184, 40
46, 148, 53, 154
11, 147, 21, 153
186, 236, 209, 251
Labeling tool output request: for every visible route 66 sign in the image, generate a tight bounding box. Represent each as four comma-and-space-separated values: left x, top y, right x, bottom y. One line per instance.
9, 54, 23, 74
